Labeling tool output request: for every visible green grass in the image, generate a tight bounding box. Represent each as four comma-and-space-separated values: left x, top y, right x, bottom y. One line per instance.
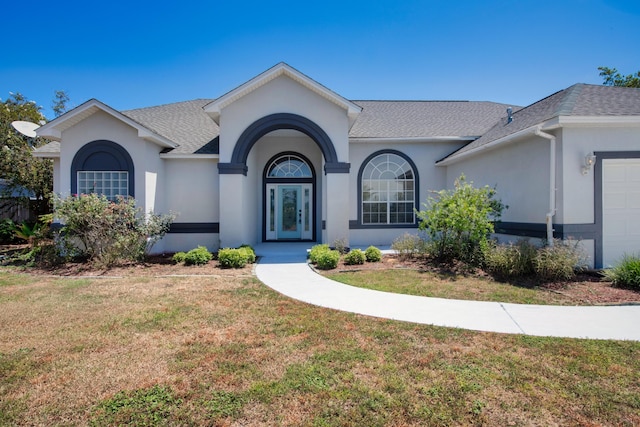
0, 270, 638, 425
325, 269, 575, 305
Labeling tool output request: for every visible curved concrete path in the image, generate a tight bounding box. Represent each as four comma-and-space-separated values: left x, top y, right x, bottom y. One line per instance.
253, 244, 640, 341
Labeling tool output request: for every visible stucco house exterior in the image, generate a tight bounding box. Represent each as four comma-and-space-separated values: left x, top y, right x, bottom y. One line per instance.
34, 63, 640, 268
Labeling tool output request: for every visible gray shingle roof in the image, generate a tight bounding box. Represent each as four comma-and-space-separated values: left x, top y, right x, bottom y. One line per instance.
349, 101, 514, 138
33, 83, 640, 157
122, 99, 218, 154
447, 84, 640, 159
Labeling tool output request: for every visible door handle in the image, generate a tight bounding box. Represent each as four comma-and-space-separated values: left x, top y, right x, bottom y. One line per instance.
298, 209, 302, 224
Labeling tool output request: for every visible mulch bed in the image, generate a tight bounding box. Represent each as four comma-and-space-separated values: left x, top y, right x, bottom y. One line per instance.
326, 254, 640, 306
2, 245, 639, 305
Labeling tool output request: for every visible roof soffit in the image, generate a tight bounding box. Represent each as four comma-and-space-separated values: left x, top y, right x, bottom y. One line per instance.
203, 63, 362, 126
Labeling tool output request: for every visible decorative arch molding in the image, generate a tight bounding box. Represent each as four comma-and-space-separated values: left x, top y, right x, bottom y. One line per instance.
71, 140, 135, 196
218, 113, 349, 175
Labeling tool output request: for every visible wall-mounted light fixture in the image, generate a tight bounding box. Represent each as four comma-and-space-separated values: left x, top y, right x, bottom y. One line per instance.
582, 152, 596, 175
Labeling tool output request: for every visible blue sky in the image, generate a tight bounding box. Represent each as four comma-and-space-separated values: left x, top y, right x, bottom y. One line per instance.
1, 0, 639, 119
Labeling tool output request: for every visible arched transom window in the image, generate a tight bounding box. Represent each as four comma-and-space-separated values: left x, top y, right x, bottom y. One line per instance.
362, 152, 415, 224
267, 154, 313, 178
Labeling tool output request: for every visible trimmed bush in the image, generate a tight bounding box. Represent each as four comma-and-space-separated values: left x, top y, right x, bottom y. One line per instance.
239, 245, 256, 264
184, 246, 213, 266
218, 248, 251, 268
309, 244, 330, 264
315, 249, 340, 270
365, 246, 382, 262
533, 241, 583, 281
172, 252, 187, 264
344, 249, 366, 265
602, 254, 640, 289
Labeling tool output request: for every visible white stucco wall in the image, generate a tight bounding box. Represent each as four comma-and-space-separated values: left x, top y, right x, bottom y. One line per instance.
218, 75, 351, 163
217, 74, 352, 247
348, 140, 466, 247
560, 126, 640, 224
444, 135, 552, 225
56, 111, 165, 214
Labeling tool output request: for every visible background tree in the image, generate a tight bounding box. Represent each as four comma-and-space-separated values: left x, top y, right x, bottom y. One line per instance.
0, 92, 54, 217
52, 90, 70, 117
598, 66, 640, 88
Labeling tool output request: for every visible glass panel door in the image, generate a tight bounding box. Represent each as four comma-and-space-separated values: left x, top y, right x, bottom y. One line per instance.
278, 186, 302, 239
266, 184, 313, 241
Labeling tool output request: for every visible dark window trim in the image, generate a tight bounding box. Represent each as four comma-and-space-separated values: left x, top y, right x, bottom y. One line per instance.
71, 140, 135, 197
356, 149, 420, 228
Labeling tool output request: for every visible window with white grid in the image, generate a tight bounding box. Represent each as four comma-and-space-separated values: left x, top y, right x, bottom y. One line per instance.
362, 153, 415, 225
77, 171, 129, 201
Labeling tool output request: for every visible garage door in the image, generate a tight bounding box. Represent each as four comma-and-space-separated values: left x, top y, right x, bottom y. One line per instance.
602, 159, 640, 267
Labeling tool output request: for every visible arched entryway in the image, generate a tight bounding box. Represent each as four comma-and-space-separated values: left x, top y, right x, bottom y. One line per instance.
263, 152, 316, 241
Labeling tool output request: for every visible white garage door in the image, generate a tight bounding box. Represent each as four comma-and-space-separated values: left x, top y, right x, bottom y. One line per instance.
602, 159, 640, 267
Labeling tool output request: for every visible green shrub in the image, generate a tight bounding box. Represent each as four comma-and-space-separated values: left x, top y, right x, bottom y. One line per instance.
309, 244, 330, 264
315, 249, 340, 270
484, 239, 536, 278
54, 193, 174, 266
417, 175, 505, 265
533, 240, 583, 281
238, 245, 256, 263
602, 254, 640, 289
344, 248, 366, 265
218, 248, 250, 268
0, 218, 17, 244
391, 233, 426, 260
365, 246, 382, 262
184, 246, 213, 266
172, 252, 187, 264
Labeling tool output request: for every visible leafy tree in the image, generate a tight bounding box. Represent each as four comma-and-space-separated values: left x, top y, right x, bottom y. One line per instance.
598, 66, 640, 88
0, 93, 53, 217
417, 175, 505, 264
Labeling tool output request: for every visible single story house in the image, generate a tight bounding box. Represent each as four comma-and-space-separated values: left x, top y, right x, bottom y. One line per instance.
34, 63, 640, 268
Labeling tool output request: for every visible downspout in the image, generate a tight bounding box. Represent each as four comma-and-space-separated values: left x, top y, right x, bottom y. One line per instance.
534, 127, 556, 246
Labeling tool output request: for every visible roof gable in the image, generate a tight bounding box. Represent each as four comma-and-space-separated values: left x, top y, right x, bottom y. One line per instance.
203, 62, 362, 127
438, 84, 640, 164
36, 99, 178, 149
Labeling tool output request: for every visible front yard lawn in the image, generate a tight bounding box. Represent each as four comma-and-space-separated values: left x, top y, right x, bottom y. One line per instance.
1, 268, 639, 426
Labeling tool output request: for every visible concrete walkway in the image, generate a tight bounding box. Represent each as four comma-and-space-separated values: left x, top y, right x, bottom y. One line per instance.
254, 243, 640, 341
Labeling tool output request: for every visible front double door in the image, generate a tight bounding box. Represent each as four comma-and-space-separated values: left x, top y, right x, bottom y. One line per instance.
266, 184, 313, 240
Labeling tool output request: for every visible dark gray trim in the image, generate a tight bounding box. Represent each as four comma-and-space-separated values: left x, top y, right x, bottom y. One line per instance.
169, 223, 219, 234
356, 149, 420, 228
218, 163, 248, 175
494, 222, 597, 240
593, 151, 640, 268
324, 162, 351, 174
218, 113, 347, 175
262, 152, 317, 242
349, 220, 418, 230
71, 140, 135, 197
